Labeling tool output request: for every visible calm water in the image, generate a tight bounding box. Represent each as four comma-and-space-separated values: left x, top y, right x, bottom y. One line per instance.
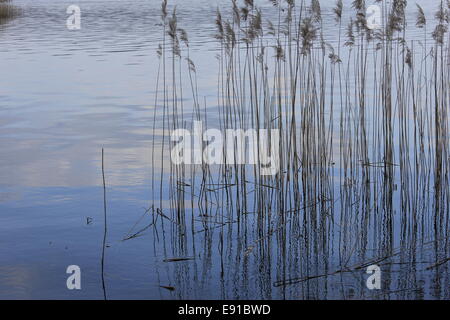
0, 0, 448, 299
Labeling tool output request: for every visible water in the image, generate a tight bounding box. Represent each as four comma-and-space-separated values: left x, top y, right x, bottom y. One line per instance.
0, 0, 448, 299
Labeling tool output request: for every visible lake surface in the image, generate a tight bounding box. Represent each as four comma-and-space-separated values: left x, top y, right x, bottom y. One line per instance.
0, 0, 449, 299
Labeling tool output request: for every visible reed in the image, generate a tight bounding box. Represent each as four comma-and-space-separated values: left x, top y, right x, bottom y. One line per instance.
0, 0, 21, 24
146, 0, 450, 299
